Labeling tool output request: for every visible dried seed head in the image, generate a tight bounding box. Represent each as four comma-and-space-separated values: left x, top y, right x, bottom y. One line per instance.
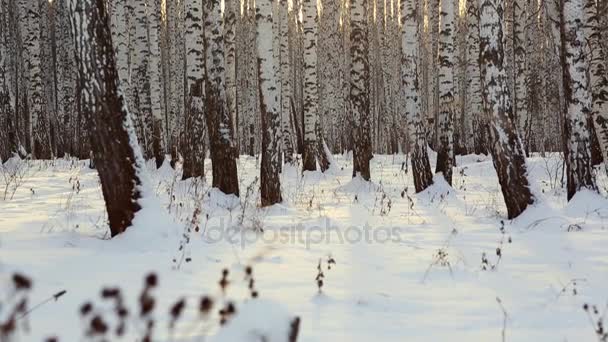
101, 287, 120, 299
199, 296, 213, 314
140, 296, 155, 317
12, 273, 32, 291
89, 315, 108, 335
170, 298, 186, 321
145, 273, 158, 288
80, 302, 93, 316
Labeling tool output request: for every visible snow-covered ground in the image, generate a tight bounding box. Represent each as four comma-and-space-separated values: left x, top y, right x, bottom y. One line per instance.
1, 152, 608, 341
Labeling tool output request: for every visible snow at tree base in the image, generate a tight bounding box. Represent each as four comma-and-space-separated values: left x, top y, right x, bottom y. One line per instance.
1, 0, 608, 341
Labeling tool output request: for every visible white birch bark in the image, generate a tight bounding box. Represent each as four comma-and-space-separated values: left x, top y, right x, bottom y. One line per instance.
302, 0, 318, 171
257, 0, 282, 205
560, 0, 597, 199
401, 0, 433, 192
514, 0, 529, 149
584, 0, 608, 169
480, 0, 534, 218
435, 0, 455, 185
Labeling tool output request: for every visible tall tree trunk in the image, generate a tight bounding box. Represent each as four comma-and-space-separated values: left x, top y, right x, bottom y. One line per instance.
435, 0, 455, 185
21, 0, 51, 159
302, 0, 318, 172
167, 0, 185, 164
278, 0, 295, 165
148, 0, 165, 168
560, 0, 598, 200
70, 0, 144, 237
402, 0, 433, 192
257, 0, 282, 206
465, 0, 484, 154
350, 0, 372, 180
480, 0, 534, 218
182, 0, 206, 179
225, 0, 238, 152
204, 0, 240, 196
513, 0, 530, 150
584, 0, 608, 170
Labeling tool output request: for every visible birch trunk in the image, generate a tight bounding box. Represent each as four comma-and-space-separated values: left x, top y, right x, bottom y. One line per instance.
480, 0, 534, 218
465, 0, 484, 154
435, 0, 455, 185
257, 0, 282, 205
514, 0, 530, 150
584, 0, 608, 170
560, 0, 598, 199
302, 0, 318, 171
182, 0, 206, 179
225, 0, 238, 150
70, 0, 145, 237
350, 0, 373, 180
148, 0, 165, 168
279, 0, 295, 164
402, 0, 433, 192
204, 0, 240, 196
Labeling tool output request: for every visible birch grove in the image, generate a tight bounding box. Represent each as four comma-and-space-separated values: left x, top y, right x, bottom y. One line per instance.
1, 0, 606, 226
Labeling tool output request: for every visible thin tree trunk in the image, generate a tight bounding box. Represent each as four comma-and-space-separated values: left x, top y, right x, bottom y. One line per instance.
466, 0, 484, 154
204, 0, 240, 196
257, 0, 282, 206
402, 0, 433, 192
302, 0, 318, 172
148, 0, 165, 168
435, 0, 455, 185
350, 0, 373, 180
182, 0, 205, 179
279, 0, 295, 165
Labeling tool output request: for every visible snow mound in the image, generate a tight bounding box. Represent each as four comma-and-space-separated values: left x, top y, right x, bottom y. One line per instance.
564, 189, 608, 217
337, 175, 379, 193
210, 299, 300, 342
417, 174, 458, 202
112, 194, 179, 249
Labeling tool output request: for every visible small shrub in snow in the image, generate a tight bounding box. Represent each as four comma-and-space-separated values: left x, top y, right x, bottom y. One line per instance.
583, 302, 608, 342
315, 255, 336, 293
172, 206, 201, 269
481, 221, 512, 271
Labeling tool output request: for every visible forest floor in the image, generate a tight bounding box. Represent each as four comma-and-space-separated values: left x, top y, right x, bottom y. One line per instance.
1, 152, 608, 341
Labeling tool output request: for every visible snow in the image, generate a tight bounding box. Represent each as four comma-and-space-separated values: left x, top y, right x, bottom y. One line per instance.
1, 153, 608, 341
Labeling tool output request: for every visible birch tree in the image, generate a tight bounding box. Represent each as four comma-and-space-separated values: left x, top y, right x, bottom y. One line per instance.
148, 0, 165, 167
21, 0, 51, 158
70, 0, 145, 236
257, 0, 282, 205
465, 0, 483, 154
435, 0, 456, 185
302, 0, 319, 172
182, 0, 206, 179
225, 0, 238, 145
584, 0, 608, 169
402, 0, 433, 192
560, 0, 597, 199
350, 0, 373, 180
0, 0, 13, 161
480, 0, 534, 218
513, 0, 530, 149
278, 0, 295, 164
204, 0, 240, 196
